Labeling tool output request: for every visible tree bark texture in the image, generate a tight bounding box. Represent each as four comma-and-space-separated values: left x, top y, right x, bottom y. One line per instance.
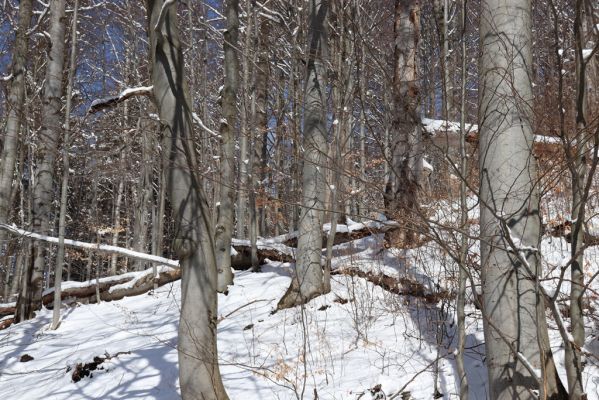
385, 0, 423, 248
52, 0, 79, 330
215, 0, 239, 292
147, 1, 229, 398
478, 0, 566, 398
0, 0, 33, 307
17, 0, 67, 322
278, 0, 330, 309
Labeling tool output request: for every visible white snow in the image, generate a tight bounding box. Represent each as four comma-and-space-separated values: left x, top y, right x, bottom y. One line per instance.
422, 118, 477, 135
2, 207, 599, 399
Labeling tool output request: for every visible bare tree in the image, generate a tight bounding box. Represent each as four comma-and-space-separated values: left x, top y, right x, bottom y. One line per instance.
478, 0, 566, 397
0, 0, 33, 302
147, 1, 228, 398
278, 0, 330, 309
215, 0, 239, 292
385, 0, 423, 247
16, 0, 67, 321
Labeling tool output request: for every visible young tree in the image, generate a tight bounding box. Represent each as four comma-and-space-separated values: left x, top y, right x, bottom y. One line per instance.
146, 1, 228, 398
478, 0, 566, 397
52, 0, 80, 330
215, 0, 239, 292
0, 0, 33, 302
278, 0, 330, 309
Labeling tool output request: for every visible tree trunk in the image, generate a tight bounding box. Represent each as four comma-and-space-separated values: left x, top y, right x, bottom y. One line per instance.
564, 1, 591, 397
132, 117, 153, 271
146, 1, 229, 398
455, 0, 468, 397
0, 0, 33, 307
215, 0, 239, 292
0, 0, 32, 231
385, 0, 423, 248
18, 0, 67, 321
52, 0, 79, 330
478, 0, 566, 397
254, 16, 270, 237
278, 0, 330, 310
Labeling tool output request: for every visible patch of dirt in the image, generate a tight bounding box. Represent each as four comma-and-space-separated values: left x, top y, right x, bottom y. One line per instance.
67, 351, 131, 382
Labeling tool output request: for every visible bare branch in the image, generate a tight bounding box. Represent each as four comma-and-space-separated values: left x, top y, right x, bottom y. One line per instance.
88, 85, 153, 113
0, 223, 179, 267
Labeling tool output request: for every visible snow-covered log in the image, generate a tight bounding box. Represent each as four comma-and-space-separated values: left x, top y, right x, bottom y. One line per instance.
88, 86, 153, 113
0, 223, 179, 267
0, 266, 180, 320
332, 267, 449, 303
230, 239, 295, 267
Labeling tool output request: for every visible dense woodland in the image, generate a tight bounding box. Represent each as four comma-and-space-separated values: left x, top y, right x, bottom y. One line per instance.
1, 0, 599, 398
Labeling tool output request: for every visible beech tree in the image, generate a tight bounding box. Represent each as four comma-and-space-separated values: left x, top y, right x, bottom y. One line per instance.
0, 0, 33, 305
215, 0, 239, 292
478, 0, 566, 397
278, 0, 330, 309
146, 1, 228, 398
16, 0, 67, 322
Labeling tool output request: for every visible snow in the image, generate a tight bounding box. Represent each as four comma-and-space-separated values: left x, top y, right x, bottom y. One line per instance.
41, 266, 176, 297
2, 210, 599, 399
583, 48, 594, 61
422, 118, 477, 135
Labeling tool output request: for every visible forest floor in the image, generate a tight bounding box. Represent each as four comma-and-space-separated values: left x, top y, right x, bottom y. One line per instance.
1, 213, 599, 399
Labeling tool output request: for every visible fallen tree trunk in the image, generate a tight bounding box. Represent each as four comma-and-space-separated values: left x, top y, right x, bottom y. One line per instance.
231, 239, 295, 268
0, 223, 179, 267
0, 266, 180, 319
332, 267, 450, 303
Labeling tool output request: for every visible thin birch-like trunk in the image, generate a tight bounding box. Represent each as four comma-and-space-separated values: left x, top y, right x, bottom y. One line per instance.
215, 0, 239, 292
52, 0, 79, 330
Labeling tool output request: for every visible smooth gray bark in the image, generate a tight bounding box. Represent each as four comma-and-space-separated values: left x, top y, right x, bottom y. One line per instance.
146, 1, 228, 398
52, 0, 79, 330
215, 0, 239, 292
564, 1, 592, 397
278, 0, 330, 309
0, 0, 32, 229
0, 0, 33, 307
18, 0, 67, 321
456, 0, 468, 397
478, 0, 566, 398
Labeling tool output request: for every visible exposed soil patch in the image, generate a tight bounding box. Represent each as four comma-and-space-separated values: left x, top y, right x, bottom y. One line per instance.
68, 351, 131, 382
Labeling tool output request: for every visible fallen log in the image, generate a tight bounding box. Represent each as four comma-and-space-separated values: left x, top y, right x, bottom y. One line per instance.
231, 239, 295, 268
0, 266, 180, 320
332, 267, 450, 303
0, 223, 179, 267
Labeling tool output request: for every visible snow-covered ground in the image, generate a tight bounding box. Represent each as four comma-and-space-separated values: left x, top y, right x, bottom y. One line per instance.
1, 227, 599, 399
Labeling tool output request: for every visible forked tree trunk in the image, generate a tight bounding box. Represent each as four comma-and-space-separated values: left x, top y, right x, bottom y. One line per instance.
146, 1, 228, 399
215, 0, 239, 292
17, 0, 67, 322
478, 0, 566, 398
278, 0, 330, 310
